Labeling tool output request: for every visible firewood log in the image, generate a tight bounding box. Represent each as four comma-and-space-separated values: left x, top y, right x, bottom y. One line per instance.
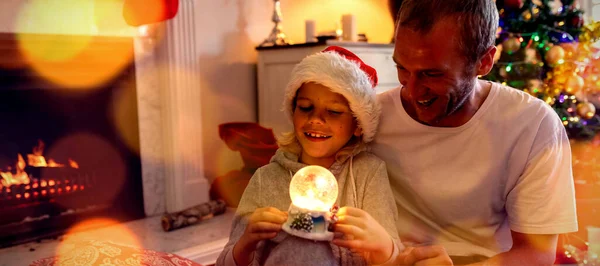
161, 199, 226, 231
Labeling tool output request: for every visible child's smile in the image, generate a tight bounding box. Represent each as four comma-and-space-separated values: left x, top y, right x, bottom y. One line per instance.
303, 131, 332, 141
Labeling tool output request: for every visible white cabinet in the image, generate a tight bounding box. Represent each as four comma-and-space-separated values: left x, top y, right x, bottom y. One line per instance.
256, 41, 399, 136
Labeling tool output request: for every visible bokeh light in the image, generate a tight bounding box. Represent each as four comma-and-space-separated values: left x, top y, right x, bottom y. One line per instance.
15, 0, 134, 89
110, 78, 141, 156
54, 217, 140, 262
45, 133, 126, 205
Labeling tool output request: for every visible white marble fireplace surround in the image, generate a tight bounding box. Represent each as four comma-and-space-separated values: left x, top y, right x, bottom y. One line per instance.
136, 0, 209, 216
0, 1, 228, 265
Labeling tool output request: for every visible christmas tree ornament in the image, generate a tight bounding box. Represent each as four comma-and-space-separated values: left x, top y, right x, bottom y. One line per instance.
577, 102, 596, 119
522, 9, 533, 21
560, 43, 577, 59
578, 21, 600, 50
525, 47, 541, 63
546, 45, 566, 65
504, 0, 524, 10
575, 43, 592, 62
552, 71, 568, 87
502, 36, 522, 54
593, 58, 600, 70
568, 11, 584, 28
282, 165, 339, 241
565, 74, 584, 94
585, 75, 600, 92
482, 2, 600, 140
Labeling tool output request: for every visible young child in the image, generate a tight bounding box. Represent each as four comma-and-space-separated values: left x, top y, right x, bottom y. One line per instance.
217, 46, 401, 266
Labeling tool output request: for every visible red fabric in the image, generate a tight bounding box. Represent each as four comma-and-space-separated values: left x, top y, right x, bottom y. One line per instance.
210, 169, 253, 208
322, 46, 378, 88
218, 122, 278, 170
30, 240, 202, 266
123, 0, 179, 26
210, 123, 278, 207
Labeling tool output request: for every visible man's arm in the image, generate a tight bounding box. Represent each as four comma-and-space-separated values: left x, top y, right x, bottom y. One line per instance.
396, 231, 557, 266
469, 231, 557, 266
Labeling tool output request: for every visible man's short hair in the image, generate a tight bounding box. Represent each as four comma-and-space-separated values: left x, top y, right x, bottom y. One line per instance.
395, 0, 499, 65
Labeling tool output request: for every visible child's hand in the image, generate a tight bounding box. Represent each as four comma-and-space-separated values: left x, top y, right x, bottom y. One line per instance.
331, 207, 394, 264
241, 207, 288, 246
233, 207, 288, 265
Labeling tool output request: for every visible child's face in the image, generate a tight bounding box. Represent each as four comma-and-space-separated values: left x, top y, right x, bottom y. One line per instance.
293, 82, 361, 168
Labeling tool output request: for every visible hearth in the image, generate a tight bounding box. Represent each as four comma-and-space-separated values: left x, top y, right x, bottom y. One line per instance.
0, 33, 145, 247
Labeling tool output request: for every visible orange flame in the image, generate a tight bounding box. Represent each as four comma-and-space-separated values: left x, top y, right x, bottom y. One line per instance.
0, 153, 29, 187
1, 140, 79, 188
68, 159, 79, 169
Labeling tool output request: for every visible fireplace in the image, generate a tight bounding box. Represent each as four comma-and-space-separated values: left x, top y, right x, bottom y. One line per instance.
0, 33, 145, 248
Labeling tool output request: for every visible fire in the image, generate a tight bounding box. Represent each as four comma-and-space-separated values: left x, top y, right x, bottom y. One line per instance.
0, 140, 79, 187
0, 154, 29, 186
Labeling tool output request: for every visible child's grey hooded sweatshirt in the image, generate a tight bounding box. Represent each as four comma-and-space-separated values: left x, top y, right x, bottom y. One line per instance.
217, 148, 399, 266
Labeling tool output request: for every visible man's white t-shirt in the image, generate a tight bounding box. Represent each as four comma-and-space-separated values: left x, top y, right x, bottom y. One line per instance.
370, 82, 578, 257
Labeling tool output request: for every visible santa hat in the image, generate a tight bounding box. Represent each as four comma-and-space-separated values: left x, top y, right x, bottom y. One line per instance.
283, 46, 381, 143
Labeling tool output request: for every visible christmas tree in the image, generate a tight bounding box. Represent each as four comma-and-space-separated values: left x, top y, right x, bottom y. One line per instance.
484, 0, 600, 140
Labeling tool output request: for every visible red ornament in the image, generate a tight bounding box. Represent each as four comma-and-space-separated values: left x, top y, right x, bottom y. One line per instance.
569, 13, 584, 28
504, 0, 523, 10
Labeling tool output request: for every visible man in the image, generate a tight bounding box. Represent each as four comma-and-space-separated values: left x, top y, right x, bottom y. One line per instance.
370, 0, 578, 265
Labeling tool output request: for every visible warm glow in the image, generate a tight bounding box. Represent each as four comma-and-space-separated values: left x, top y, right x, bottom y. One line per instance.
289, 165, 338, 212
0, 154, 29, 186
93, 0, 135, 34
280, 0, 393, 44
55, 217, 141, 261
11, 0, 135, 89
15, 0, 97, 39
16, 34, 134, 89
111, 77, 142, 155
0, 140, 80, 188
69, 159, 79, 169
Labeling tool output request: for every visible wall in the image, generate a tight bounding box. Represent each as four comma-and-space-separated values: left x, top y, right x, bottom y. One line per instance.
0, 0, 395, 184
282, 0, 394, 44
195, 0, 394, 183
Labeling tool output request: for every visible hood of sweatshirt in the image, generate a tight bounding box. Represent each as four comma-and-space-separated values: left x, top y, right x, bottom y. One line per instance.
269, 145, 367, 176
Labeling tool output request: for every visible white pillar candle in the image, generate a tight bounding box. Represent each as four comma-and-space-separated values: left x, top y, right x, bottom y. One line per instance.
305, 20, 316, 43
341, 14, 357, 42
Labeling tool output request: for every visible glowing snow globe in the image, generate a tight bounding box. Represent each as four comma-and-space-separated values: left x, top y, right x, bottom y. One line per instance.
282, 165, 339, 241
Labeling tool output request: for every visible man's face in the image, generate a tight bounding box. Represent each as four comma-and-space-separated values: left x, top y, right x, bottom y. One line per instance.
393, 19, 480, 127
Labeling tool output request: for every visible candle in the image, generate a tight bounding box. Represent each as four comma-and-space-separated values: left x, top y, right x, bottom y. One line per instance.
305, 20, 316, 43
341, 14, 357, 42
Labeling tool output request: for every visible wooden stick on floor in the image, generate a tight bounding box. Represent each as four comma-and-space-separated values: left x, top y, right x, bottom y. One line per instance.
161, 199, 227, 232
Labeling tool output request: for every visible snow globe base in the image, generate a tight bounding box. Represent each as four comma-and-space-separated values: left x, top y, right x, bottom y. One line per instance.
281, 203, 334, 241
